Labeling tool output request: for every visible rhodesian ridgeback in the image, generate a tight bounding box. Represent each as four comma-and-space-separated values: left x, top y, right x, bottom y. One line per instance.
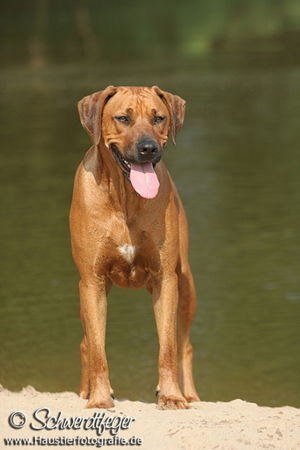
70, 86, 200, 409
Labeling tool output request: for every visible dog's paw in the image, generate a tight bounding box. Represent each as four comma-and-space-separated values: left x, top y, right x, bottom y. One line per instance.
182, 387, 201, 403
110, 388, 115, 399
183, 392, 201, 403
86, 396, 114, 409
79, 390, 89, 399
158, 394, 189, 410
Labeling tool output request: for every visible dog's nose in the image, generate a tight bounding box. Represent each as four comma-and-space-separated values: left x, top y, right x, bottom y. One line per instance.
137, 139, 159, 159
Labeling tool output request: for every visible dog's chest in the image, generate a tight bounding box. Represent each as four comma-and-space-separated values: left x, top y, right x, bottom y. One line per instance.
117, 244, 136, 264
107, 228, 160, 288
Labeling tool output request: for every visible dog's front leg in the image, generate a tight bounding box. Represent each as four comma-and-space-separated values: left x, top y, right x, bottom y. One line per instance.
153, 274, 188, 409
79, 278, 114, 409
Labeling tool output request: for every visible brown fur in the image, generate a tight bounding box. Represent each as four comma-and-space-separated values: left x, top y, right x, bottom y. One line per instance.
70, 86, 200, 409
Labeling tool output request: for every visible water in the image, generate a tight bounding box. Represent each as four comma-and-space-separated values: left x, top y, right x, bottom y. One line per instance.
0, 3, 300, 407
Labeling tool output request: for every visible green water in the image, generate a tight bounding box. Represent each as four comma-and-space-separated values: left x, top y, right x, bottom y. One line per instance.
0, 1, 300, 407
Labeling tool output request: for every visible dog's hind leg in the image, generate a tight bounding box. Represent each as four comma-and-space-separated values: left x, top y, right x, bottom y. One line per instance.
79, 335, 89, 399
177, 266, 200, 402
176, 199, 200, 403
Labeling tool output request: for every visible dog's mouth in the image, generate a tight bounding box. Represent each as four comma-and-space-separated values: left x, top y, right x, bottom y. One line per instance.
110, 144, 160, 199
111, 144, 131, 178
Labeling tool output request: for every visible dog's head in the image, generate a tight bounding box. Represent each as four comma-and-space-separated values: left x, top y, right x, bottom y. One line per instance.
78, 86, 186, 199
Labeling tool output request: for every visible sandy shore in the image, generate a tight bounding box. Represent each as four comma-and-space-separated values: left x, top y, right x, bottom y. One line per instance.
0, 386, 299, 449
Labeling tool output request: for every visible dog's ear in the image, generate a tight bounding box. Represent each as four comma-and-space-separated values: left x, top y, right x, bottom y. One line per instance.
78, 85, 117, 146
152, 86, 186, 144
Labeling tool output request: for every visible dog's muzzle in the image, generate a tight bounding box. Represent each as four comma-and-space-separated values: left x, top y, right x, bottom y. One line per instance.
136, 138, 161, 163
110, 143, 161, 199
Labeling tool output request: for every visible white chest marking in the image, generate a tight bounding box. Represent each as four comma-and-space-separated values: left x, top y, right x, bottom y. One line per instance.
118, 244, 136, 263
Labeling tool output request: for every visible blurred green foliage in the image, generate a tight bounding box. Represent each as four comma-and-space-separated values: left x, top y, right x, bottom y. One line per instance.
1, 0, 300, 67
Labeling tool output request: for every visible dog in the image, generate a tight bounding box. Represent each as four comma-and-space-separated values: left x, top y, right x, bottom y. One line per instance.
69, 86, 200, 409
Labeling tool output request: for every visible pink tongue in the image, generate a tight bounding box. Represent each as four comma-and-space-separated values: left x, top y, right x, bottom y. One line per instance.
130, 162, 160, 199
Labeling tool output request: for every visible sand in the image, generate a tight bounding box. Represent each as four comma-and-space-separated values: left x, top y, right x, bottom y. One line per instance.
0, 385, 299, 449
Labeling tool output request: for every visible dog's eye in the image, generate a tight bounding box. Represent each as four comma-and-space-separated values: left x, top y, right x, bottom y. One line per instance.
153, 116, 165, 125
114, 116, 130, 124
